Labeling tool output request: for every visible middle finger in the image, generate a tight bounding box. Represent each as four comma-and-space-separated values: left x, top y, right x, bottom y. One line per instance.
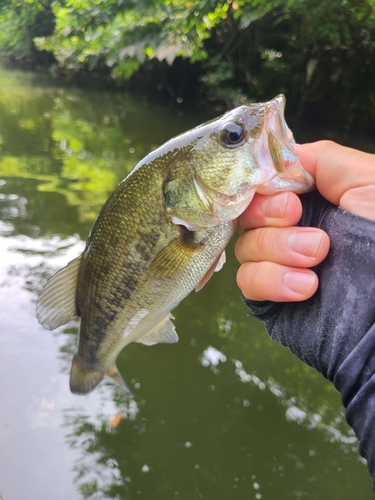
235, 226, 330, 267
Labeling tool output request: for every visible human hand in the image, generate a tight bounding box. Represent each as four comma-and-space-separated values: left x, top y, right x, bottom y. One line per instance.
235, 140, 375, 485
235, 140, 375, 302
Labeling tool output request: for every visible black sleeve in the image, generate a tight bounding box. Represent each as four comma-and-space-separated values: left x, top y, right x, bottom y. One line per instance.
244, 190, 375, 488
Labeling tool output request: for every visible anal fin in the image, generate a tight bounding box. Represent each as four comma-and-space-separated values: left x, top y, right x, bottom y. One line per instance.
135, 313, 178, 346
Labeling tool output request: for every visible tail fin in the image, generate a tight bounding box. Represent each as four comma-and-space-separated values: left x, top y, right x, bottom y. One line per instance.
69, 355, 134, 397
70, 355, 104, 395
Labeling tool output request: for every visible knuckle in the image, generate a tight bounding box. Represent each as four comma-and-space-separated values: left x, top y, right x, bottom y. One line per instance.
236, 264, 248, 293
254, 226, 273, 255
318, 139, 335, 148
236, 262, 266, 300
234, 233, 245, 262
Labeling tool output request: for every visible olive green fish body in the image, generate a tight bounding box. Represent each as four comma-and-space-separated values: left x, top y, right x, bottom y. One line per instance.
36, 95, 314, 395
75, 163, 236, 373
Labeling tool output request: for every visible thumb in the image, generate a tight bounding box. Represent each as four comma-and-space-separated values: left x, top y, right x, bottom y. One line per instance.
294, 141, 375, 219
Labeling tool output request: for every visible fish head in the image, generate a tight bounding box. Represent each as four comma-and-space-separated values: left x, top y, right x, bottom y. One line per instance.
164, 95, 314, 230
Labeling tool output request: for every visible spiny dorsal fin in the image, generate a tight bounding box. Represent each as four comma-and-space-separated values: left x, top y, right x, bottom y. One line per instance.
135, 313, 179, 346
148, 233, 200, 278
36, 254, 82, 331
195, 250, 226, 292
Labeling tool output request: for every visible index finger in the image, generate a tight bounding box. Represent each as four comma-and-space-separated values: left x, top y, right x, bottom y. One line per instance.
238, 191, 303, 231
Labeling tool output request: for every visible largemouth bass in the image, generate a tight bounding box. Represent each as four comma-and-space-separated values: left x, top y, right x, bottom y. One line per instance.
36, 95, 314, 395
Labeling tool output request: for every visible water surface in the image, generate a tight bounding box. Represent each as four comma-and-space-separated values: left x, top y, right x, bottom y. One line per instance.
0, 66, 372, 500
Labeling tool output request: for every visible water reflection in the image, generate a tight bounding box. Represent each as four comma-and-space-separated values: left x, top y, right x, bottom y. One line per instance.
0, 65, 373, 499
63, 394, 140, 499
0, 83, 140, 227
200, 342, 359, 451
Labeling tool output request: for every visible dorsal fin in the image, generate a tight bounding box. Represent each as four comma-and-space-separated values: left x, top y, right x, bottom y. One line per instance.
36, 254, 82, 330
135, 313, 179, 345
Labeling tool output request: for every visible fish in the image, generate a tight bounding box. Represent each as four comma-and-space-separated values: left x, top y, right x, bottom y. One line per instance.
36, 94, 314, 396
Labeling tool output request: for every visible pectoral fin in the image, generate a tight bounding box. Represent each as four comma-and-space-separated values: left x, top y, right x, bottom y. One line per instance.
148, 233, 200, 278
36, 255, 82, 330
195, 250, 226, 292
135, 313, 178, 346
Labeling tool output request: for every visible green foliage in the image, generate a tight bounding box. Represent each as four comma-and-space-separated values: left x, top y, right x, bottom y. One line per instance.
35, 0, 229, 78
1, 0, 375, 124
200, 0, 375, 122
0, 0, 54, 58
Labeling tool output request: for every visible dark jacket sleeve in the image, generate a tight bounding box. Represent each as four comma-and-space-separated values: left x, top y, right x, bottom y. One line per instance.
244, 190, 375, 487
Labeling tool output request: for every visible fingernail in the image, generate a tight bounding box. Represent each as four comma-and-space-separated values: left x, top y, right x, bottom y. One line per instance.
260, 192, 289, 218
284, 272, 315, 294
288, 231, 323, 258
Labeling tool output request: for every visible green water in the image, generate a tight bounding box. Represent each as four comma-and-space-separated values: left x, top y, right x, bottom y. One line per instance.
0, 66, 372, 500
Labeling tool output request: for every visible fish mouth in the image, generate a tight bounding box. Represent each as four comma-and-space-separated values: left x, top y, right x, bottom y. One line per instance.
253, 95, 315, 194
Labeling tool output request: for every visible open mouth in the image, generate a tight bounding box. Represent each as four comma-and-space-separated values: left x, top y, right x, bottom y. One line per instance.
253, 95, 315, 195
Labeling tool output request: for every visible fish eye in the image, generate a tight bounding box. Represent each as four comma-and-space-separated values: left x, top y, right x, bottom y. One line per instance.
220, 122, 246, 147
